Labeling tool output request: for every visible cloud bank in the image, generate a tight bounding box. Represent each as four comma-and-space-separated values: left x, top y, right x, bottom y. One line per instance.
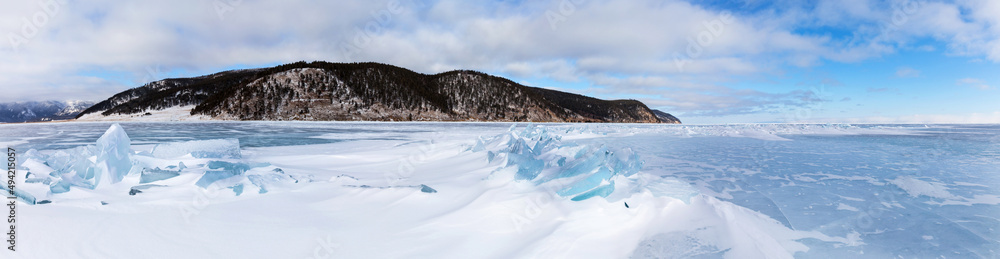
2, 0, 998, 122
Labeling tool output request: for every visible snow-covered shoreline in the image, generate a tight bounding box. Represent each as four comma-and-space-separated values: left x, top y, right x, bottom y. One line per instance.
74, 105, 216, 122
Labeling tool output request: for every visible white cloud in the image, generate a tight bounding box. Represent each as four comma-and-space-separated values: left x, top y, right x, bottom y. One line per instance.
587, 74, 831, 117
0, 0, 997, 122
957, 78, 993, 90
895, 67, 920, 78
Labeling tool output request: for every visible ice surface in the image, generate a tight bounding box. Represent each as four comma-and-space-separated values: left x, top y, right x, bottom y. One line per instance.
32, 146, 101, 193
569, 181, 615, 201
139, 168, 181, 183
631, 232, 727, 258
151, 138, 241, 159
246, 168, 296, 194
642, 177, 700, 203
195, 161, 255, 188
0, 185, 37, 205
556, 166, 612, 197
889, 176, 955, 199
2, 122, 997, 258
419, 184, 437, 193
231, 184, 244, 196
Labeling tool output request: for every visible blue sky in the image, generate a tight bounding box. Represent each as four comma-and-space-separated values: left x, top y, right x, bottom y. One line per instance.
1, 0, 998, 124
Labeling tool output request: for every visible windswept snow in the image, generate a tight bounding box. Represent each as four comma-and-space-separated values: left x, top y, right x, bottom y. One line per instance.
1, 122, 997, 258
889, 176, 955, 199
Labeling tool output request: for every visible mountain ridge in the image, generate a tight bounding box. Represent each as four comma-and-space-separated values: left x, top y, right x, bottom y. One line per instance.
78, 61, 680, 123
0, 100, 96, 123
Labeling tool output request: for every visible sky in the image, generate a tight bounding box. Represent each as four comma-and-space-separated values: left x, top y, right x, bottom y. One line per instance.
1, 0, 998, 124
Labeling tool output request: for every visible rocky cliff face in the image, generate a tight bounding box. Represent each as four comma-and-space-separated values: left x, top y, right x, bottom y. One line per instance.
79, 62, 680, 123
651, 109, 682, 124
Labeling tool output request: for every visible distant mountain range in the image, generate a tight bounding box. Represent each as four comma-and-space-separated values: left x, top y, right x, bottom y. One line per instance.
0, 100, 96, 123
75, 61, 680, 123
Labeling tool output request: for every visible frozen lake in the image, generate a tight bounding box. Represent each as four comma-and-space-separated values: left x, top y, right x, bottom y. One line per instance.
1, 122, 998, 258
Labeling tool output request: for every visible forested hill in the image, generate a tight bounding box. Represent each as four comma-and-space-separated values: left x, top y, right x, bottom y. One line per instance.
78, 61, 680, 123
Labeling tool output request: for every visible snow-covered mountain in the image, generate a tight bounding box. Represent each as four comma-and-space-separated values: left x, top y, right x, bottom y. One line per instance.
0, 100, 96, 123
78, 62, 680, 123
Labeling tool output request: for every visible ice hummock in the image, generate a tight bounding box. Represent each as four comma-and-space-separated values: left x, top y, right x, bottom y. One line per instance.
15, 124, 302, 200
194, 161, 291, 195
17, 125, 129, 194
151, 138, 242, 159
96, 123, 133, 184
139, 168, 181, 184
31, 123, 136, 192
473, 124, 647, 201
196, 161, 261, 188
0, 184, 37, 205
